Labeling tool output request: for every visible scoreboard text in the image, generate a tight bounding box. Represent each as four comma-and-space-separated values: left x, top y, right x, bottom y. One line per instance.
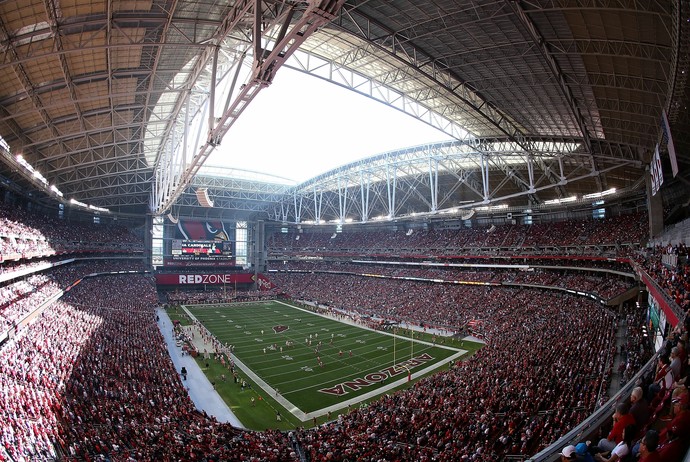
170, 240, 233, 262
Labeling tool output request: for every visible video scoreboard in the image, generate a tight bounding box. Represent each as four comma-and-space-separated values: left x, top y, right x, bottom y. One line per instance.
164, 219, 237, 268
170, 239, 233, 262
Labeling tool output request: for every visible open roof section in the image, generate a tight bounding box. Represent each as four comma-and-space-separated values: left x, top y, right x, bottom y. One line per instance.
0, 0, 687, 220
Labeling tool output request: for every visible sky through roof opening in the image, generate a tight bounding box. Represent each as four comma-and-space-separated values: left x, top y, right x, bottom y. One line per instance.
206, 68, 452, 183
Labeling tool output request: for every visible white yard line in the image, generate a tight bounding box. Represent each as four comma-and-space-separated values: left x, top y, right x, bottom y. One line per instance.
182, 302, 468, 421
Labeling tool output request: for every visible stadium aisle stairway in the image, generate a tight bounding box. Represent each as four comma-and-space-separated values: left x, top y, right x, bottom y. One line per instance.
156, 307, 244, 428
608, 316, 628, 397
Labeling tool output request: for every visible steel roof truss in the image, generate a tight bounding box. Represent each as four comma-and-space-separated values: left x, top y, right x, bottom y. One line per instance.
192, 176, 288, 195
437, 170, 482, 210
360, 170, 370, 222
334, 6, 530, 143
49, 149, 141, 176
57, 160, 149, 186
154, 0, 347, 215
288, 45, 480, 140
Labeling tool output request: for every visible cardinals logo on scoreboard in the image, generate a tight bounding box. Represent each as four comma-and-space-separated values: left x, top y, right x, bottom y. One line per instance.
176, 219, 230, 241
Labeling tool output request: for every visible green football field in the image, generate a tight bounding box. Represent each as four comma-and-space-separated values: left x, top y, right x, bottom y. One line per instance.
185, 300, 466, 420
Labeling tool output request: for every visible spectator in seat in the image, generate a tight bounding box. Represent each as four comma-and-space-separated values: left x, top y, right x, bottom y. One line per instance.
669, 347, 682, 381
575, 442, 595, 462
657, 426, 687, 462
677, 339, 687, 367
597, 403, 635, 453
637, 429, 661, 462
659, 393, 690, 446
594, 424, 636, 462
560, 445, 577, 461
629, 386, 650, 429
654, 354, 674, 390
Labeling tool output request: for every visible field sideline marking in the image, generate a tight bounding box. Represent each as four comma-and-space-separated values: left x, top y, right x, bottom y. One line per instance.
182, 301, 467, 421
274, 299, 462, 352
198, 318, 435, 393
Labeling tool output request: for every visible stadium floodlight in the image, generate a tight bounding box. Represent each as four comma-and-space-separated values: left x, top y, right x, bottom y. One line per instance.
583, 188, 617, 200
88, 204, 110, 213
544, 196, 578, 205
475, 204, 508, 211
50, 185, 64, 197
460, 210, 475, 220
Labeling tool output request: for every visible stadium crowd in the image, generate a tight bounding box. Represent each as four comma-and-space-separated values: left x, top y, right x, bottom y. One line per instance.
294, 288, 623, 461
268, 260, 633, 301
4, 207, 690, 461
0, 273, 61, 333
0, 260, 147, 335
558, 314, 690, 462
0, 204, 143, 261
638, 244, 690, 314
268, 212, 647, 257
0, 275, 297, 462
166, 287, 278, 306
1, 268, 627, 461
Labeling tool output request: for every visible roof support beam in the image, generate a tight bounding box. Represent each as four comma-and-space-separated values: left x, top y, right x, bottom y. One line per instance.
337, 176, 349, 223
332, 5, 531, 148
428, 157, 438, 213
272, 138, 643, 223
154, 0, 347, 215
42, 0, 88, 134
386, 162, 397, 218
0, 16, 72, 162
360, 170, 371, 223
313, 185, 323, 224
507, 1, 602, 191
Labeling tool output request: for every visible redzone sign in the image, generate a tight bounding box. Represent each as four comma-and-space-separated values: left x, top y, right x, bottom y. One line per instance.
318, 352, 434, 396
155, 273, 258, 285
178, 274, 233, 284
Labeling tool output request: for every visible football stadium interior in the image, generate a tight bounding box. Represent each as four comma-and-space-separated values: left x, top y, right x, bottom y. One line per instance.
1, 0, 690, 461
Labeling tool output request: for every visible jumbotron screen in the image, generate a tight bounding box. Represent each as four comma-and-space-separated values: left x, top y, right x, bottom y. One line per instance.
164, 218, 236, 267
170, 239, 233, 261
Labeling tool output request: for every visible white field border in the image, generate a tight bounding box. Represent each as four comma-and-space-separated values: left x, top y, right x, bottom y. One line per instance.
182, 300, 467, 420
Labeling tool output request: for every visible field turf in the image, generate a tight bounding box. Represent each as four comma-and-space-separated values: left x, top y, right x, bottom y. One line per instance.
185, 300, 466, 421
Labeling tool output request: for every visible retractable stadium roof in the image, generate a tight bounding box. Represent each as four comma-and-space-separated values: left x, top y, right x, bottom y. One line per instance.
0, 0, 687, 223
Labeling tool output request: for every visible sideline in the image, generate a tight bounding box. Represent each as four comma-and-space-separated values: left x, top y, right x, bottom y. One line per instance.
156, 307, 244, 428
293, 299, 487, 344
183, 301, 467, 421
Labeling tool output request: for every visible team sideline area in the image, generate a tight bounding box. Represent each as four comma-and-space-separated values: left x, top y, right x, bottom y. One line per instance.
171, 300, 466, 424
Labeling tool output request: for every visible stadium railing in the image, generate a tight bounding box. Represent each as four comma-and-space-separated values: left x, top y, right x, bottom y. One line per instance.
527, 353, 657, 462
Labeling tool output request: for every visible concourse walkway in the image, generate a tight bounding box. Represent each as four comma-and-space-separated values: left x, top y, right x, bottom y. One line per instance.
156, 307, 244, 428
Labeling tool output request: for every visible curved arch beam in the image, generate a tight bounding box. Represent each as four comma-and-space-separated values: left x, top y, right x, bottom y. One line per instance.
152, 0, 347, 215
271, 137, 644, 224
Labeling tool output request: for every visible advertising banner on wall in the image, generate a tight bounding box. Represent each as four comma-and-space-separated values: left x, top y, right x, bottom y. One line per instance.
155, 273, 274, 289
